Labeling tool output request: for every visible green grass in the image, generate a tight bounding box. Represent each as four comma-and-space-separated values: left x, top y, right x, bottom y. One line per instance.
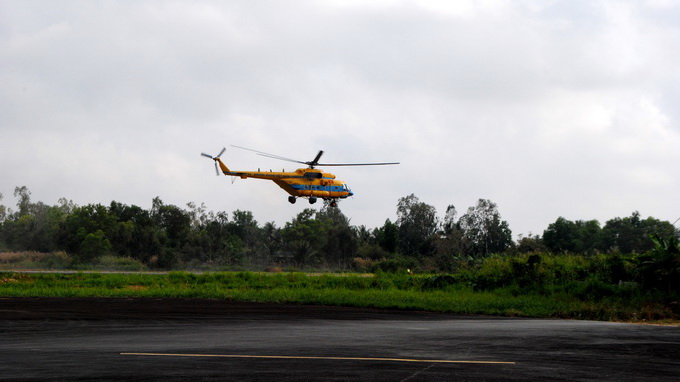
1, 271, 674, 322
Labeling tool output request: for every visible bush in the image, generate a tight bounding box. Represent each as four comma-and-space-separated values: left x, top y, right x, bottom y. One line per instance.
352, 257, 377, 272
93, 255, 148, 271
422, 275, 458, 290
369, 256, 417, 273
155, 250, 179, 269
474, 255, 514, 290
77, 230, 112, 263
41, 251, 71, 269
570, 276, 616, 300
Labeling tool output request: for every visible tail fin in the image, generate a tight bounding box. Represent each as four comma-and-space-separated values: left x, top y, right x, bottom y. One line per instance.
215, 158, 230, 173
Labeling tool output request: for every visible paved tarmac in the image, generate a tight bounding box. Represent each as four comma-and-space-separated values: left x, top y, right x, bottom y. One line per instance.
1, 297, 678, 381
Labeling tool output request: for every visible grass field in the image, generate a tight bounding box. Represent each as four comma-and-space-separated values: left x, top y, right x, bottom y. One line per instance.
1, 271, 674, 322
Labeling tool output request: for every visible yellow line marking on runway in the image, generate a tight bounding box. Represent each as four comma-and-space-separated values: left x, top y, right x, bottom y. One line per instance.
120, 352, 515, 365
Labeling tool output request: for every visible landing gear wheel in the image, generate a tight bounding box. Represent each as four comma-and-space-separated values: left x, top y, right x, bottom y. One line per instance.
309, 196, 317, 204
288, 196, 296, 204
330, 200, 338, 208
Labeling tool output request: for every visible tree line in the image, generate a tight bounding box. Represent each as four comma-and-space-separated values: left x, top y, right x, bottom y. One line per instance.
0, 186, 678, 272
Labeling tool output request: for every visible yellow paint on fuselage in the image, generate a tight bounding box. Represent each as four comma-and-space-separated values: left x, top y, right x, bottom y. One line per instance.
215, 158, 353, 199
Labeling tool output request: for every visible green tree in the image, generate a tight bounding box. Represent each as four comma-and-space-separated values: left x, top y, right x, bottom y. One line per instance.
282, 209, 325, 268
439, 205, 464, 254
25, 202, 66, 252
1, 214, 36, 251
262, 221, 283, 263
317, 206, 357, 268
458, 199, 512, 258
374, 219, 399, 254
14, 186, 31, 217
0, 192, 7, 222
108, 201, 162, 263
0, 193, 6, 250
186, 202, 212, 228
57, 197, 77, 214
543, 218, 601, 254
59, 204, 116, 255
77, 229, 111, 263
1, 186, 36, 250
430, 205, 467, 271
601, 212, 677, 253
355, 224, 389, 261
280, 208, 358, 268
442, 205, 458, 234
289, 240, 321, 268
0, 187, 67, 252
230, 210, 259, 245
152, 200, 191, 251
197, 212, 228, 262
231, 209, 266, 265
282, 209, 321, 244
574, 220, 602, 253
515, 233, 547, 254
396, 194, 438, 257
636, 234, 680, 294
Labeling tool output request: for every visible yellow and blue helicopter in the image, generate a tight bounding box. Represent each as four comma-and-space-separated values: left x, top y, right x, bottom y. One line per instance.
201, 145, 398, 207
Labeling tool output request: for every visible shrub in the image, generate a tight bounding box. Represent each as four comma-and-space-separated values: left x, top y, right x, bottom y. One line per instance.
369, 256, 417, 273
41, 251, 71, 269
94, 255, 148, 271
474, 255, 513, 290
352, 257, 377, 272
77, 230, 112, 263
422, 275, 458, 290
570, 276, 616, 300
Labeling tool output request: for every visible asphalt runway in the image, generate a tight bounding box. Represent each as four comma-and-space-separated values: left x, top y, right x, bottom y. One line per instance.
1, 298, 678, 381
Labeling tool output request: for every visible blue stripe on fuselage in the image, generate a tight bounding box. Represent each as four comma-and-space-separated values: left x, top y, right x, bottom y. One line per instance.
290, 184, 345, 192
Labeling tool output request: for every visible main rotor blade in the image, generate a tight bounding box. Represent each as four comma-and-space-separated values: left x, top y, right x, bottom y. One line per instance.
230, 144, 399, 168
316, 162, 400, 166
257, 152, 306, 164
309, 150, 324, 166
231, 145, 306, 164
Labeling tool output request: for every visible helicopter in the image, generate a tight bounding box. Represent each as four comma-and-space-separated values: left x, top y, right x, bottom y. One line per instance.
201, 145, 399, 207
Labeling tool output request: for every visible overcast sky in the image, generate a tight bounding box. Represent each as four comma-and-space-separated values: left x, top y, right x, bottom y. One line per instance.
1, 0, 679, 236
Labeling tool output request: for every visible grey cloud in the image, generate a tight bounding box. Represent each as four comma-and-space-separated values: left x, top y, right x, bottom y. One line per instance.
1, 0, 679, 236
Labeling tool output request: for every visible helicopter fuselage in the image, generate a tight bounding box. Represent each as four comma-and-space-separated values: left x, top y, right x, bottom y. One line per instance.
215, 158, 353, 200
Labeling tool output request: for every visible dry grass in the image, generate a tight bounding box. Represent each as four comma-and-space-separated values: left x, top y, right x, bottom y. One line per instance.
0, 251, 70, 270
0, 251, 50, 263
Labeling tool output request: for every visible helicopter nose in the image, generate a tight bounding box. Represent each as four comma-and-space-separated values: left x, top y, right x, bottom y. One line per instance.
343, 183, 353, 197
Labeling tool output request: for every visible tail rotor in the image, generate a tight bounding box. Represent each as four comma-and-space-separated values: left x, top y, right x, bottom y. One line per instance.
201, 148, 226, 176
